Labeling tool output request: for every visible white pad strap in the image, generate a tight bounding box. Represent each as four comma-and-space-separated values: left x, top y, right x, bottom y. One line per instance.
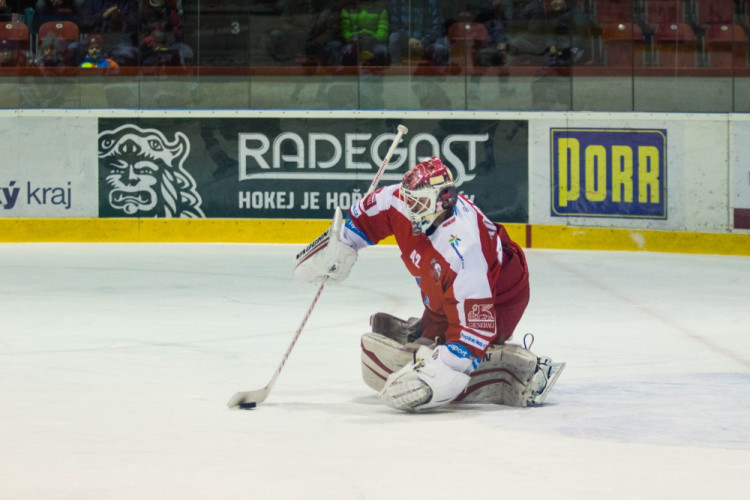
293, 207, 358, 284
379, 345, 471, 412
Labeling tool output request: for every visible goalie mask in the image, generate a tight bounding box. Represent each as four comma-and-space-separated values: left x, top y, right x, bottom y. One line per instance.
401, 157, 458, 234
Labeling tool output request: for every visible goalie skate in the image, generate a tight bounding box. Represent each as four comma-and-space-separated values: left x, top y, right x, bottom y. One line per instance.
525, 357, 566, 406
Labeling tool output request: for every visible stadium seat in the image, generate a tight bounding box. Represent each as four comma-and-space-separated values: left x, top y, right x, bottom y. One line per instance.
37, 21, 79, 66
704, 23, 747, 68
601, 22, 646, 67
0, 20, 29, 66
652, 22, 698, 67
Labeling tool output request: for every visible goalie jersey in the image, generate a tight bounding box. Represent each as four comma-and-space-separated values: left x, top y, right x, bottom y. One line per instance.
342, 184, 529, 358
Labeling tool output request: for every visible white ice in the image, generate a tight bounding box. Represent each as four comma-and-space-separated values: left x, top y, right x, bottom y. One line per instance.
1, 243, 749, 500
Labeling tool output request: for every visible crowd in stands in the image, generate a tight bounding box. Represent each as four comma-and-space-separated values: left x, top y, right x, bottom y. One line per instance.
0, 0, 190, 68
0, 0, 748, 70
263, 0, 750, 70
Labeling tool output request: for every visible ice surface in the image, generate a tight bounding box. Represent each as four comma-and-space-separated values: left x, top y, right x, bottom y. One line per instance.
1, 243, 748, 499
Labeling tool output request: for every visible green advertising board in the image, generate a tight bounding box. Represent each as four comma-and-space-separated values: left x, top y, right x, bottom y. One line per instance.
98, 117, 528, 222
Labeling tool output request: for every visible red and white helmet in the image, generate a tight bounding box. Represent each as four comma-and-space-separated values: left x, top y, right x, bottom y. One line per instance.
401, 157, 457, 234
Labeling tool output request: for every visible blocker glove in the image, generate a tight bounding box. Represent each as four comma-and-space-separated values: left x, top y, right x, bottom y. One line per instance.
293, 207, 358, 284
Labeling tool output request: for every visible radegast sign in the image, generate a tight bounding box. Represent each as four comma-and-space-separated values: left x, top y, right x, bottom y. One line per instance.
550, 128, 667, 219
98, 118, 529, 222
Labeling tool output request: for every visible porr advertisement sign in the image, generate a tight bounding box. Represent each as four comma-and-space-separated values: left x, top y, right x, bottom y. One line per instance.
96, 118, 529, 222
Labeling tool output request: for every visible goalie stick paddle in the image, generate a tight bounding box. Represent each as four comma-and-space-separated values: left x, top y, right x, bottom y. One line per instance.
228, 124, 408, 410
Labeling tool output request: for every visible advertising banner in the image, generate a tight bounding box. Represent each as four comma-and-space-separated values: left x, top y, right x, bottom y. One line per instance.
0, 116, 98, 218
550, 128, 668, 219
97, 117, 529, 222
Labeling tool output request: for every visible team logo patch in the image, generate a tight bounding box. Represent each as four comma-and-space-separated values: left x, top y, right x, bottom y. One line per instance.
430, 258, 442, 284
465, 299, 495, 330
98, 124, 204, 218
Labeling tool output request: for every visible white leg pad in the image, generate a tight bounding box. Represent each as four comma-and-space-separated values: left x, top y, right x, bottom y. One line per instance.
361, 333, 565, 407
361, 332, 420, 392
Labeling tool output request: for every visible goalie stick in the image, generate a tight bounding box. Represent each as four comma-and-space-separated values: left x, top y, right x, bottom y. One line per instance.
228, 124, 409, 410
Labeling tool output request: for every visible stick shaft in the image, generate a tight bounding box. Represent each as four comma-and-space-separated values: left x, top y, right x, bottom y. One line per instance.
366, 125, 408, 195
229, 124, 408, 408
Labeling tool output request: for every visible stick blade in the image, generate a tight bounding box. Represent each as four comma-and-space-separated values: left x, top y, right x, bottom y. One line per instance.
227, 388, 269, 409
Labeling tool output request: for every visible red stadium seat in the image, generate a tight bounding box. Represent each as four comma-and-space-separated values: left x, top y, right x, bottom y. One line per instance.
0, 20, 29, 66
38, 20, 79, 44
37, 21, 79, 66
601, 22, 646, 67
652, 22, 698, 67
704, 23, 747, 68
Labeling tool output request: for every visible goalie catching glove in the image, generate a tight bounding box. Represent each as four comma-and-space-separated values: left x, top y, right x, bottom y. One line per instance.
293, 207, 358, 284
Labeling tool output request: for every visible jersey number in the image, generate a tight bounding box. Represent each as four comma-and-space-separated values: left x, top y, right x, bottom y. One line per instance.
410, 250, 421, 268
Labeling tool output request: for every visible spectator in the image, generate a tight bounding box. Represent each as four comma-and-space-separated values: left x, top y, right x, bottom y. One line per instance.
340, 0, 389, 66
140, 0, 182, 39
267, 0, 313, 65
0, 0, 13, 22
469, 0, 510, 66
80, 33, 119, 68
503, 0, 545, 65
540, 0, 590, 66
78, 0, 138, 65
140, 0, 194, 66
140, 29, 180, 66
304, 0, 346, 66
35, 33, 66, 67
0, 38, 21, 66
388, 0, 448, 66
34, 0, 77, 27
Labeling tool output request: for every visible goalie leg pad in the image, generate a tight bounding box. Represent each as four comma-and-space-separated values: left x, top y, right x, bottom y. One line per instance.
458, 344, 565, 407
361, 333, 565, 407
457, 344, 538, 406
361, 332, 419, 392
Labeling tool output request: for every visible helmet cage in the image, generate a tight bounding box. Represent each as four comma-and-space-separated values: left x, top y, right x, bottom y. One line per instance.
401, 158, 457, 233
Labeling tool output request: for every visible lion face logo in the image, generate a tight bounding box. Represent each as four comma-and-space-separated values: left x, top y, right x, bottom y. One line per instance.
98, 124, 205, 218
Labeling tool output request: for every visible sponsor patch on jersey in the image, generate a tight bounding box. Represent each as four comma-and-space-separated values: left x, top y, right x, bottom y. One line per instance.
465, 299, 495, 331
460, 332, 489, 349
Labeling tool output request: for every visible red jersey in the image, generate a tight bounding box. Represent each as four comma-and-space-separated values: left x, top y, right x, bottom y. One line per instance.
343, 184, 529, 357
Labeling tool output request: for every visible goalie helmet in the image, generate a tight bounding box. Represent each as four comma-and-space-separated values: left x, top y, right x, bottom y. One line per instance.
401, 157, 458, 234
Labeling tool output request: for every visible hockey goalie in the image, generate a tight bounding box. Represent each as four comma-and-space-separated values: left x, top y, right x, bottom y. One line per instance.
294, 156, 564, 412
